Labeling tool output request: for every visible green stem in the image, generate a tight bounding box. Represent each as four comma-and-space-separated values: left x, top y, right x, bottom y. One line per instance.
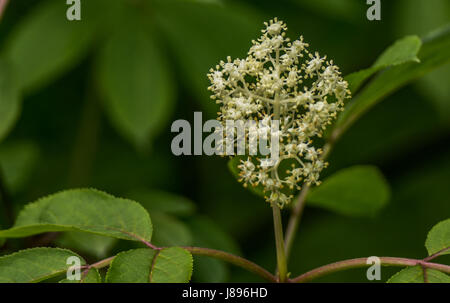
272, 205, 288, 282
270, 73, 288, 282
89, 256, 115, 270
423, 247, 450, 261
290, 256, 450, 283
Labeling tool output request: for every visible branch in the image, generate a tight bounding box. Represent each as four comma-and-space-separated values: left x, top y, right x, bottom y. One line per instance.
0, 0, 8, 21
290, 256, 450, 283
90, 256, 116, 269
79, 247, 277, 283
423, 247, 450, 261
184, 246, 277, 282
116, 231, 277, 282
80, 255, 115, 281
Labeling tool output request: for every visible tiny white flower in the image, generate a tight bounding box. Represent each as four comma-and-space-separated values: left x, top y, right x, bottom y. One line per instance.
207, 18, 351, 207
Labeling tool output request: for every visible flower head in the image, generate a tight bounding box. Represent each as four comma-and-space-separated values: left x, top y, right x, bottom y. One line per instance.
207, 18, 351, 208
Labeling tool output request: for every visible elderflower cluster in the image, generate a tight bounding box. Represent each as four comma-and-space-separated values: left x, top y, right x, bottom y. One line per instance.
207, 18, 351, 208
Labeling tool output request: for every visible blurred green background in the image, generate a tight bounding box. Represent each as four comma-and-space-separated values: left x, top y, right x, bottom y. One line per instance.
0, 0, 449, 282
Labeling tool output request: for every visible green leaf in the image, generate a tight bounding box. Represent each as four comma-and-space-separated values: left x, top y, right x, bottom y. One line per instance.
306, 166, 390, 217
374, 36, 421, 67
56, 231, 117, 259
345, 35, 422, 93
151, 212, 193, 246
151, 247, 193, 283
3, 0, 105, 92
0, 59, 20, 143
128, 190, 196, 216
97, 21, 175, 149
60, 268, 101, 283
0, 140, 39, 194
0, 248, 85, 283
388, 266, 450, 283
106, 247, 193, 283
0, 189, 152, 242
106, 248, 156, 283
335, 24, 450, 134
425, 218, 450, 256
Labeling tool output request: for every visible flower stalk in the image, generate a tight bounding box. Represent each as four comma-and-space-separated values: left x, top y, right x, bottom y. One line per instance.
272, 204, 288, 282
